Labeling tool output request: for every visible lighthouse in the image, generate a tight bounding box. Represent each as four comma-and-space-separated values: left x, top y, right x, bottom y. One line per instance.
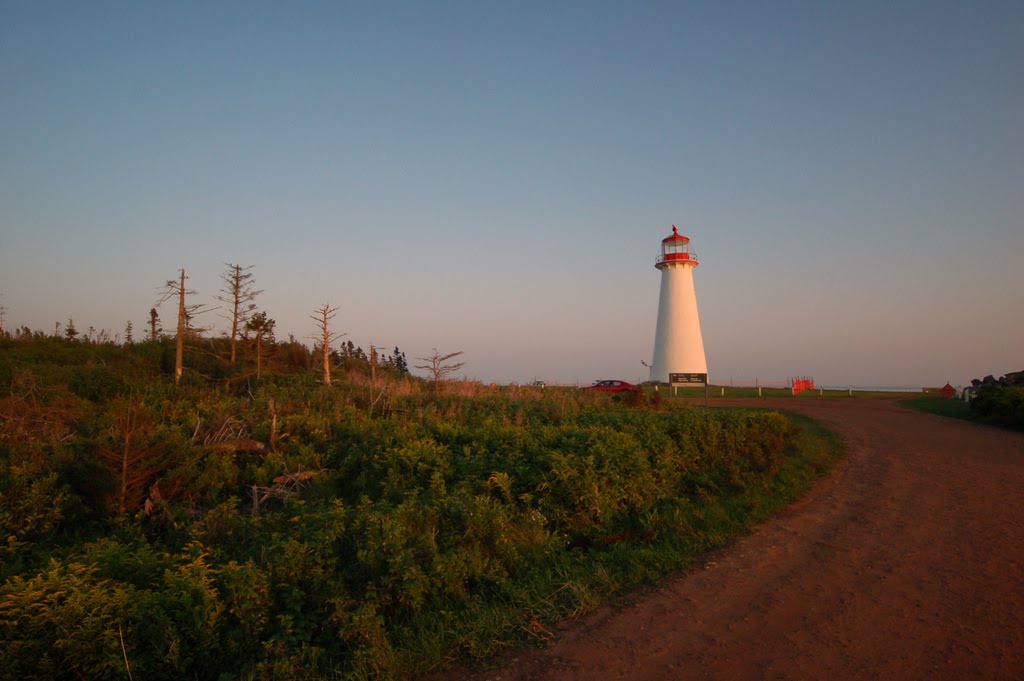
650, 225, 707, 383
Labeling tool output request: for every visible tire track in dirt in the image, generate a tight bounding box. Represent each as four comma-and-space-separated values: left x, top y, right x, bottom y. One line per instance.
438, 398, 1024, 680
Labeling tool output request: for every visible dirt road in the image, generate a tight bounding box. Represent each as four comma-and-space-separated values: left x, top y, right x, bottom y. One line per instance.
444, 398, 1024, 680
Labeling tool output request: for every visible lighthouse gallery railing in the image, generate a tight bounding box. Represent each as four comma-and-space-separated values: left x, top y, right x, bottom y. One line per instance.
655, 250, 698, 265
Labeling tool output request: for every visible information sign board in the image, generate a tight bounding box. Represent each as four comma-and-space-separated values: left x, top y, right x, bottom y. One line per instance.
669, 372, 708, 385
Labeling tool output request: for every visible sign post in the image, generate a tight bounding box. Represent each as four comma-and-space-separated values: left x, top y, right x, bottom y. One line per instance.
669, 373, 709, 404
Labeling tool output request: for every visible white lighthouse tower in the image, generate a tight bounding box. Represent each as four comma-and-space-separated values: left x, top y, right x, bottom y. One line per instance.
650, 225, 707, 383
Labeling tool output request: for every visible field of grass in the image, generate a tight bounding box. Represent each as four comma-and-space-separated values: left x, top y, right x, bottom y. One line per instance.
0, 338, 846, 680
902, 395, 976, 422
643, 385, 917, 400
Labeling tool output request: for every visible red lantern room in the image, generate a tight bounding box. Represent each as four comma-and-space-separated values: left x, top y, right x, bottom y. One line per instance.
655, 225, 698, 269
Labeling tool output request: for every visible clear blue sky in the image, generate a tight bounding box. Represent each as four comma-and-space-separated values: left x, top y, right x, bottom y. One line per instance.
2, 1, 1022, 386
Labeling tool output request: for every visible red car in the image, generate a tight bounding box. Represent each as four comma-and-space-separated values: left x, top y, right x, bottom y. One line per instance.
585, 379, 637, 393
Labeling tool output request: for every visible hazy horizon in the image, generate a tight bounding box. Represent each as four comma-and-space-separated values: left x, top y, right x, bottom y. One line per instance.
2, 2, 1021, 387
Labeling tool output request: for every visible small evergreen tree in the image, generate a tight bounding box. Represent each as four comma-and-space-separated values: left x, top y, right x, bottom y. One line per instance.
148, 308, 162, 341
245, 311, 275, 380
393, 346, 409, 374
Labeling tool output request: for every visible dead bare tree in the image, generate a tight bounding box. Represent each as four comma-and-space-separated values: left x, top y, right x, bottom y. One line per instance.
415, 349, 465, 389
250, 468, 324, 516
367, 377, 392, 417
0, 369, 78, 455
369, 344, 377, 382
157, 269, 211, 384
364, 343, 393, 417
96, 396, 165, 514
309, 304, 345, 385
190, 411, 266, 453
217, 263, 262, 366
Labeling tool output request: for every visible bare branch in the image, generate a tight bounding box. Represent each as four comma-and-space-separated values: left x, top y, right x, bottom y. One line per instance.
155, 269, 214, 383
118, 624, 134, 681
415, 348, 466, 388
216, 263, 263, 366
310, 304, 346, 385
95, 395, 167, 514
250, 467, 325, 516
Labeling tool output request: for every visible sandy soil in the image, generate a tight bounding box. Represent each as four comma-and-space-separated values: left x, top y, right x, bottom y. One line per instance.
436, 398, 1024, 680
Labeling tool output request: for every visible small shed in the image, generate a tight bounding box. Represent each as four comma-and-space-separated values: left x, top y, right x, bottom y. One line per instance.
922, 383, 957, 399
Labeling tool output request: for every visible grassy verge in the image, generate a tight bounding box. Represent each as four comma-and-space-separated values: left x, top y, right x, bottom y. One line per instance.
645, 385, 916, 400
380, 411, 844, 679
902, 395, 977, 423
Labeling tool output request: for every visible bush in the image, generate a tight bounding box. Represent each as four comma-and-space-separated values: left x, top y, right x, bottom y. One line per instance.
970, 386, 1024, 430
0, 543, 223, 681
0, 339, 831, 680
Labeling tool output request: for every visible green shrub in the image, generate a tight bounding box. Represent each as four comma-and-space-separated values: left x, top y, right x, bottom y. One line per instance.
0, 544, 223, 681
0, 468, 72, 578
67, 365, 126, 402
970, 386, 1024, 430
0, 339, 835, 680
